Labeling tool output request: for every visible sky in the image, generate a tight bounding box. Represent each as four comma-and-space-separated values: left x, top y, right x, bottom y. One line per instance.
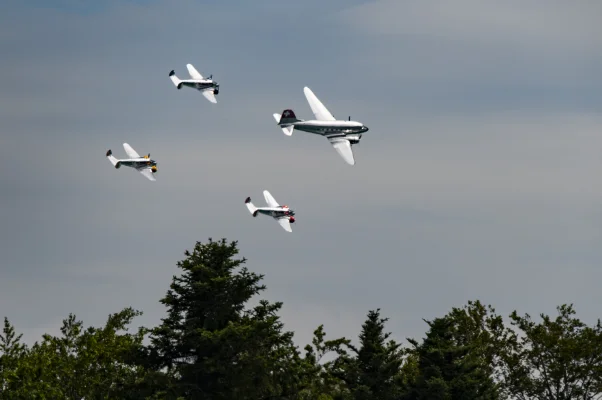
1, 0, 602, 350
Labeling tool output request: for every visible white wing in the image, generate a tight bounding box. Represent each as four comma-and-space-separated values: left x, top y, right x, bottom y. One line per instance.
329, 138, 355, 165
303, 87, 335, 121
202, 89, 217, 103
138, 168, 156, 181
277, 217, 292, 232
123, 143, 140, 159
263, 190, 279, 207
186, 64, 204, 79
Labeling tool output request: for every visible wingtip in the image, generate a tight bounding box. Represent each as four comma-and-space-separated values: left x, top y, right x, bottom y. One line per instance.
245, 197, 251, 204
106, 149, 112, 157
169, 70, 175, 76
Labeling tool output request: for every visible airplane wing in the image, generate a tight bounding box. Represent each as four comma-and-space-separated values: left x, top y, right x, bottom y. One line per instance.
329, 138, 355, 165
123, 143, 141, 159
263, 190, 280, 207
186, 64, 204, 80
201, 89, 217, 103
303, 87, 335, 121
276, 217, 292, 232
138, 168, 156, 181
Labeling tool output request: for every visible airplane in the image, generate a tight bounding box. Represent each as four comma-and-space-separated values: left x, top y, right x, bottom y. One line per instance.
244, 190, 295, 232
106, 143, 157, 181
273, 87, 368, 165
168, 63, 219, 103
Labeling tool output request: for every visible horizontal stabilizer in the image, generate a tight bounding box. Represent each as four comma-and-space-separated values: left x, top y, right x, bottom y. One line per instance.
245, 197, 258, 216
169, 71, 183, 89
281, 125, 294, 136
106, 150, 120, 168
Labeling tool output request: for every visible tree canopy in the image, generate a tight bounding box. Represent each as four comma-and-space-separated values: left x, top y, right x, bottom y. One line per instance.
2, 238, 601, 399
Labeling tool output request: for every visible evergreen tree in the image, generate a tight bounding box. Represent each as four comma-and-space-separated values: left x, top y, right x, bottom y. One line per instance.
145, 238, 303, 399
332, 309, 405, 400
403, 301, 503, 400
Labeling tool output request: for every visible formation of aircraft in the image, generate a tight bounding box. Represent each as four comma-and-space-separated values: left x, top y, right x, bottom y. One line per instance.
169, 63, 219, 103
245, 190, 296, 232
107, 62, 369, 232
273, 87, 368, 165
106, 143, 158, 181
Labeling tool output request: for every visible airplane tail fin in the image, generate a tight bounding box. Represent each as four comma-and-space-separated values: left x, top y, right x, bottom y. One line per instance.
278, 109, 300, 124
274, 110, 299, 136
245, 197, 258, 217
106, 149, 121, 168
168, 70, 183, 89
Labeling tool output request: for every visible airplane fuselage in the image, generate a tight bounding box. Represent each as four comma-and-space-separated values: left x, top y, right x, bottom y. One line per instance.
256, 207, 295, 219
286, 120, 368, 143
116, 158, 157, 170
180, 79, 219, 94
192, 80, 217, 91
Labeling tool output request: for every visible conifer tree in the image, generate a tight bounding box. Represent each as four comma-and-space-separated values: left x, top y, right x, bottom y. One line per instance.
403, 301, 502, 400
146, 238, 303, 399
332, 309, 404, 400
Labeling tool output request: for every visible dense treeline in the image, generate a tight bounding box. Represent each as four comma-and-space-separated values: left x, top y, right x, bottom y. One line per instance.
1, 238, 601, 399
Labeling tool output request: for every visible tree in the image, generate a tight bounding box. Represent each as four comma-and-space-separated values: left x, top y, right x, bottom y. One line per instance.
145, 238, 304, 399
499, 304, 602, 400
404, 300, 503, 400
332, 309, 405, 400
297, 325, 350, 400
0, 309, 146, 399
0, 318, 27, 396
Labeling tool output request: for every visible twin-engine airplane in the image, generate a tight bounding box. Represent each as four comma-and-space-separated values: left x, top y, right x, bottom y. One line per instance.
106, 143, 157, 181
245, 190, 295, 232
273, 87, 368, 165
169, 63, 219, 103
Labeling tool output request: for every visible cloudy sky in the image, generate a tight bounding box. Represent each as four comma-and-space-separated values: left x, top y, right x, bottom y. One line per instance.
1, 0, 602, 349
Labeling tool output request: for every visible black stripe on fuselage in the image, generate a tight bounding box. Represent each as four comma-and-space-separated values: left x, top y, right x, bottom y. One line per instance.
293, 125, 366, 137
119, 160, 156, 168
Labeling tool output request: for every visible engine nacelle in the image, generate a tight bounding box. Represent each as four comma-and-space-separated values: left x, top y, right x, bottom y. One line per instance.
347, 133, 362, 145
114, 161, 121, 169
289, 216, 295, 223
177, 82, 183, 90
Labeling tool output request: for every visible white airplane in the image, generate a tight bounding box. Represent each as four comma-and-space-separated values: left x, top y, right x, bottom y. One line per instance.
168, 63, 219, 103
245, 190, 295, 232
273, 87, 368, 165
106, 143, 157, 181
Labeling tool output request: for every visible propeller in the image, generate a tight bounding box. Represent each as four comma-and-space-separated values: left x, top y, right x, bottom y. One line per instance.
208, 74, 213, 80
348, 116, 351, 121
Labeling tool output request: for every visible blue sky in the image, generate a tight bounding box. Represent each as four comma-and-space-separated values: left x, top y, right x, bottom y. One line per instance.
1, 0, 601, 347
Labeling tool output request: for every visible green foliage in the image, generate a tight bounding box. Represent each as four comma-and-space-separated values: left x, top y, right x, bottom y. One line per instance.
332, 309, 405, 400
0, 308, 145, 399
2, 239, 602, 400
297, 325, 350, 399
499, 304, 602, 400
403, 301, 502, 400
144, 238, 304, 399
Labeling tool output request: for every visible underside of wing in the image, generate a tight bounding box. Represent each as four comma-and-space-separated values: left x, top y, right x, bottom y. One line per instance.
303, 87, 335, 121
277, 217, 292, 232
263, 190, 279, 207
202, 89, 217, 103
329, 138, 355, 165
138, 168, 156, 181
186, 64, 204, 80
123, 143, 140, 159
